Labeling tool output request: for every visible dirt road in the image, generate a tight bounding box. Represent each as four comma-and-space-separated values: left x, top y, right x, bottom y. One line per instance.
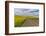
21, 19, 39, 27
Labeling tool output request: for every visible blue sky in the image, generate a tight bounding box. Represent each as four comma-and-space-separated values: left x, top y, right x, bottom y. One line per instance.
14, 8, 39, 16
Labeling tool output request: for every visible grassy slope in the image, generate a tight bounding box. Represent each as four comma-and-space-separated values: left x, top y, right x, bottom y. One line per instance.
14, 16, 39, 27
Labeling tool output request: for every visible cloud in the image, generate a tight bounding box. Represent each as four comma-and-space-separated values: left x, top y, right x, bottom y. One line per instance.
14, 8, 39, 16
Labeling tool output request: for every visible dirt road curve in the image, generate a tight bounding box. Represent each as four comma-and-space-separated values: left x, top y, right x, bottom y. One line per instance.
21, 19, 39, 27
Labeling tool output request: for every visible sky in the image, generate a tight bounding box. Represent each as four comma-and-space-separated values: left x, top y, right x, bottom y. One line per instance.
14, 8, 39, 16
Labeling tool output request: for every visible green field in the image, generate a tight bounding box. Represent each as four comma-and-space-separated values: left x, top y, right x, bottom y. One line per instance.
14, 15, 39, 27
